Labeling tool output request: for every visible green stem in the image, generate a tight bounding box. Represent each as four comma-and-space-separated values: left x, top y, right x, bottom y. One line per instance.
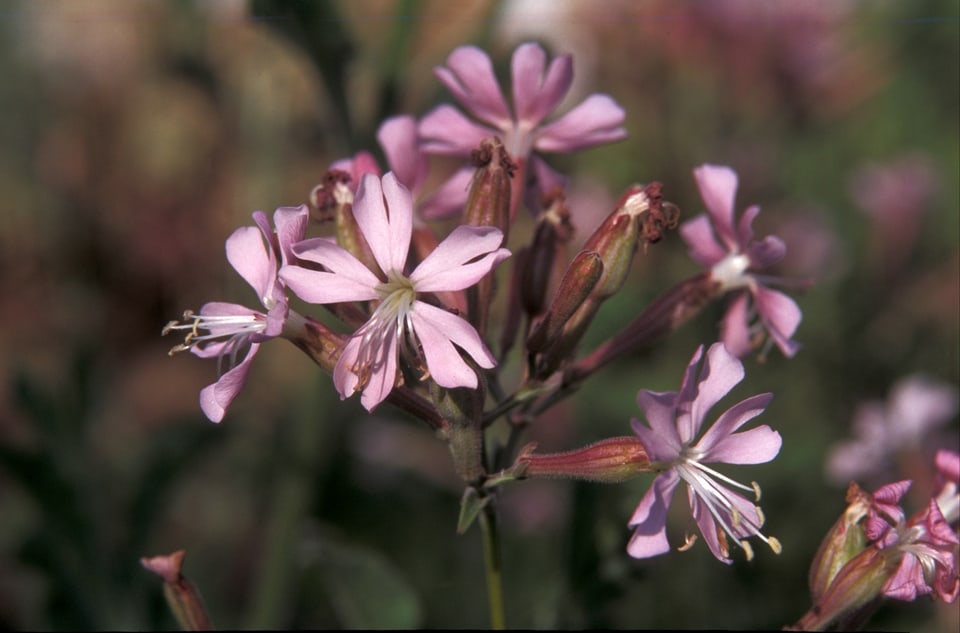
479, 503, 505, 630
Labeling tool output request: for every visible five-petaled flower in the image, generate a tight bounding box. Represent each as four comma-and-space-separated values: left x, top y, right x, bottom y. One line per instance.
680, 164, 803, 358
164, 205, 309, 423
627, 342, 783, 563
419, 41, 627, 211
280, 172, 511, 412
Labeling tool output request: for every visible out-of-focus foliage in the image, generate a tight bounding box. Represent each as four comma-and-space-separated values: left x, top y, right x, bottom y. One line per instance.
0, 0, 956, 629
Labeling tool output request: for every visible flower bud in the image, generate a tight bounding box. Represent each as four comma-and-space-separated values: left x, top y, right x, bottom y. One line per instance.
793, 545, 895, 631
808, 483, 873, 603
464, 138, 516, 335
464, 137, 515, 240
141, 550, 212, 631
580, 182, 673, 300
520, 191, 574, 317
514, 437, 651, 483
527, 250, 603, 355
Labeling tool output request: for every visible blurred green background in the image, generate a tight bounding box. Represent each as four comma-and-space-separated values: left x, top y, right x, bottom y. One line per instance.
0, 0, 957, 629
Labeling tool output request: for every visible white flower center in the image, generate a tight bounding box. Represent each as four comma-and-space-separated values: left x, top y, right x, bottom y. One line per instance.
673, 445, 781, 560
711, 253, 752, 291
163, 310, 267, 372
348, 270, 422, 389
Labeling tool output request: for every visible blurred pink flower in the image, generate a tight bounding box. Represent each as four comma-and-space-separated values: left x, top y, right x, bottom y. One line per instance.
680, 164, 803, 358
165, 205, 308, 422
280, 173, 510, 411
850, 154, 939, 275
826, 375, 959, 486
628, 342, 782, 564
419, 42, 626, 206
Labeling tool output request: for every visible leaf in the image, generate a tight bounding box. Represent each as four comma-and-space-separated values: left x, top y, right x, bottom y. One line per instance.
456, 486, 491, 535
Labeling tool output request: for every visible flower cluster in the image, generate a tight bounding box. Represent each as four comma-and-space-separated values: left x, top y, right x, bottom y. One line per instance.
796, 450, 959, 630
159, 39, 829, 628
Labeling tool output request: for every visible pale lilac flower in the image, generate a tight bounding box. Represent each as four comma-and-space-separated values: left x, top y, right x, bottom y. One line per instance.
865, 480, 960, 603
419, 42, 626, 206
680, 164, 803, 358
280, 172, 510, 411
627, 342, 783, 563
331, 115, 473, 220
826, 375, 959, 486
164, 205, 309, 422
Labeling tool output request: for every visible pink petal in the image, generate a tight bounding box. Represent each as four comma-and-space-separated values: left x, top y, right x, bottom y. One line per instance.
280, 265, 379, 304
883, 554, 927, 601
418, 104, 498, 156
626, 472, 679, 559
198, 341, 260, 423
354, 173, 412, 275
529, 155, 567, 197
688, 491, 731, 564
331, 151, 382, 187
411, 302, 496, 386
226, 225, 274, 305
417, 166, 474, 220
737, 204, 760, 246
680, 214, 728, 268
693, 164, 740, 250
685, 343, 745, 441
436, 46, 511, 127
632, 391, 682, 460
747, 234, 787, 269
377, 115, 427, 192
511, 43, 573, 126
534, 94, 627, 153
333, 331, 400, 412
410, 225, 509, 292
719, 292, 754, 359
697, 393, 777, 463
705, 423, 782, 465
273, 205, 309, 266
752, 285, 802, 357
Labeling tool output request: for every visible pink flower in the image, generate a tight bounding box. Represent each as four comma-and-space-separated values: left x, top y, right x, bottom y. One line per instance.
419, 42, 626, 205
164, 206, 309, 422
680, 163, 803, 358
331, 115, 474, 220
280, 172, 510, 411
627, 342, 783, 563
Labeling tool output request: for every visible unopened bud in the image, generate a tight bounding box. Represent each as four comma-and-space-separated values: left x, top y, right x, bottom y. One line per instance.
808, 483, 873, 603
464, 137, 515, 240
527, 250, 603, 354
793, 546, 894, 631
465, 138, 515, 335
581, 182, 671, 300
520, 191, 574, 317
141, 550, 212, 631
514, 437, 651, 483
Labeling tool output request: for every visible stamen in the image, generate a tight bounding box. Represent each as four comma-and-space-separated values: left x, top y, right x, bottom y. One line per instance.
740, 540, 755, 561
678, 532, 698, 552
